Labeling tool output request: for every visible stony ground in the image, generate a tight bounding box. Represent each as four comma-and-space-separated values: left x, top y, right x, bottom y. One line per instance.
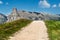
9, 21, 49, 40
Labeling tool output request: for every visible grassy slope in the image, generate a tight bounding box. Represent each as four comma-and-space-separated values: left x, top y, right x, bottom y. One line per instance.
45, 20, 60, 40
0, 19, 32, 40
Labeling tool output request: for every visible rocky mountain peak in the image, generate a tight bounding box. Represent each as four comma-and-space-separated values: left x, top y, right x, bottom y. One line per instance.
13, 8, 17, 13
12, 8, 17, 14
11, 8, 19, 16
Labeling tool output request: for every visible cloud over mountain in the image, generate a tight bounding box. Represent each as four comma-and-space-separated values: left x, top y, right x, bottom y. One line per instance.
39, 0, 50, 8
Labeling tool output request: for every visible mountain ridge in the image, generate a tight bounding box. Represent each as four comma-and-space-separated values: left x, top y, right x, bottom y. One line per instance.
0, 8, 60, 24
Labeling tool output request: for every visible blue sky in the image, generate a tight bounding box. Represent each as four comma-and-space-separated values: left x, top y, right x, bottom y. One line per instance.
0, 0, 60, 15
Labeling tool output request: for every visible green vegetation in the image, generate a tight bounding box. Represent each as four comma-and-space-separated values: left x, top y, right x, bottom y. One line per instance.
0, 19, 32, 40
45, 20, 60, 40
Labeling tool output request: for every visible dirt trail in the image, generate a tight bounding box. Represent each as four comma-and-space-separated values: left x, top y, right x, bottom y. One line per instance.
9, 21, 49, 40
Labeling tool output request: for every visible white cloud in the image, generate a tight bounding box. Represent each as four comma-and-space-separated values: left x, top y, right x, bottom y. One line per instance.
39, 0, 50, 8
0, 1, 3, 4
59, 3, 60, 7
52, 4, 57, 8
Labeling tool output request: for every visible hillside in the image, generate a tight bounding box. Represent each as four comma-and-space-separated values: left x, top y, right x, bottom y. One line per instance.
9, 21, 49, 40
0, 19, 32, 40
45, 21, 60, 40
0, 18, 60, 40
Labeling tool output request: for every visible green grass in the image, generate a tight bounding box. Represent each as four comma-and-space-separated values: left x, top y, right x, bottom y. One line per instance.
0, 19, 32, 40
45, 20, 60, 40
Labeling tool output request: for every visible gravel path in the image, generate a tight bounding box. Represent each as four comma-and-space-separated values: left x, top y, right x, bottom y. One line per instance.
9, 21, 49, 40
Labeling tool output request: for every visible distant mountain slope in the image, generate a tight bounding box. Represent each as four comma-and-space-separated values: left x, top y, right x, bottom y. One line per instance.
0, 13, 7, 24
42, 13, 60, 20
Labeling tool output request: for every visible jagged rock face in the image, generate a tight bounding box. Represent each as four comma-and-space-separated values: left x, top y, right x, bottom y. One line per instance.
7, 8, 60, 22
7, 8, 44, 22
18, 11, 41, 20
7, 8, 20, 22
0, 8, 60, 24
0, 13, 7, 24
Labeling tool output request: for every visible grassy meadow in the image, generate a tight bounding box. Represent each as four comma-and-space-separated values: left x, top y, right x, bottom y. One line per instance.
0, 19, 32, 40
0, 19, 60, 40
45, 20, 60, 40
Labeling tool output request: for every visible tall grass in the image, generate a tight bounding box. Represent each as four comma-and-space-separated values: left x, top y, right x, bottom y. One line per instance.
0, 19, 32, 40
45, 20, 60, 40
